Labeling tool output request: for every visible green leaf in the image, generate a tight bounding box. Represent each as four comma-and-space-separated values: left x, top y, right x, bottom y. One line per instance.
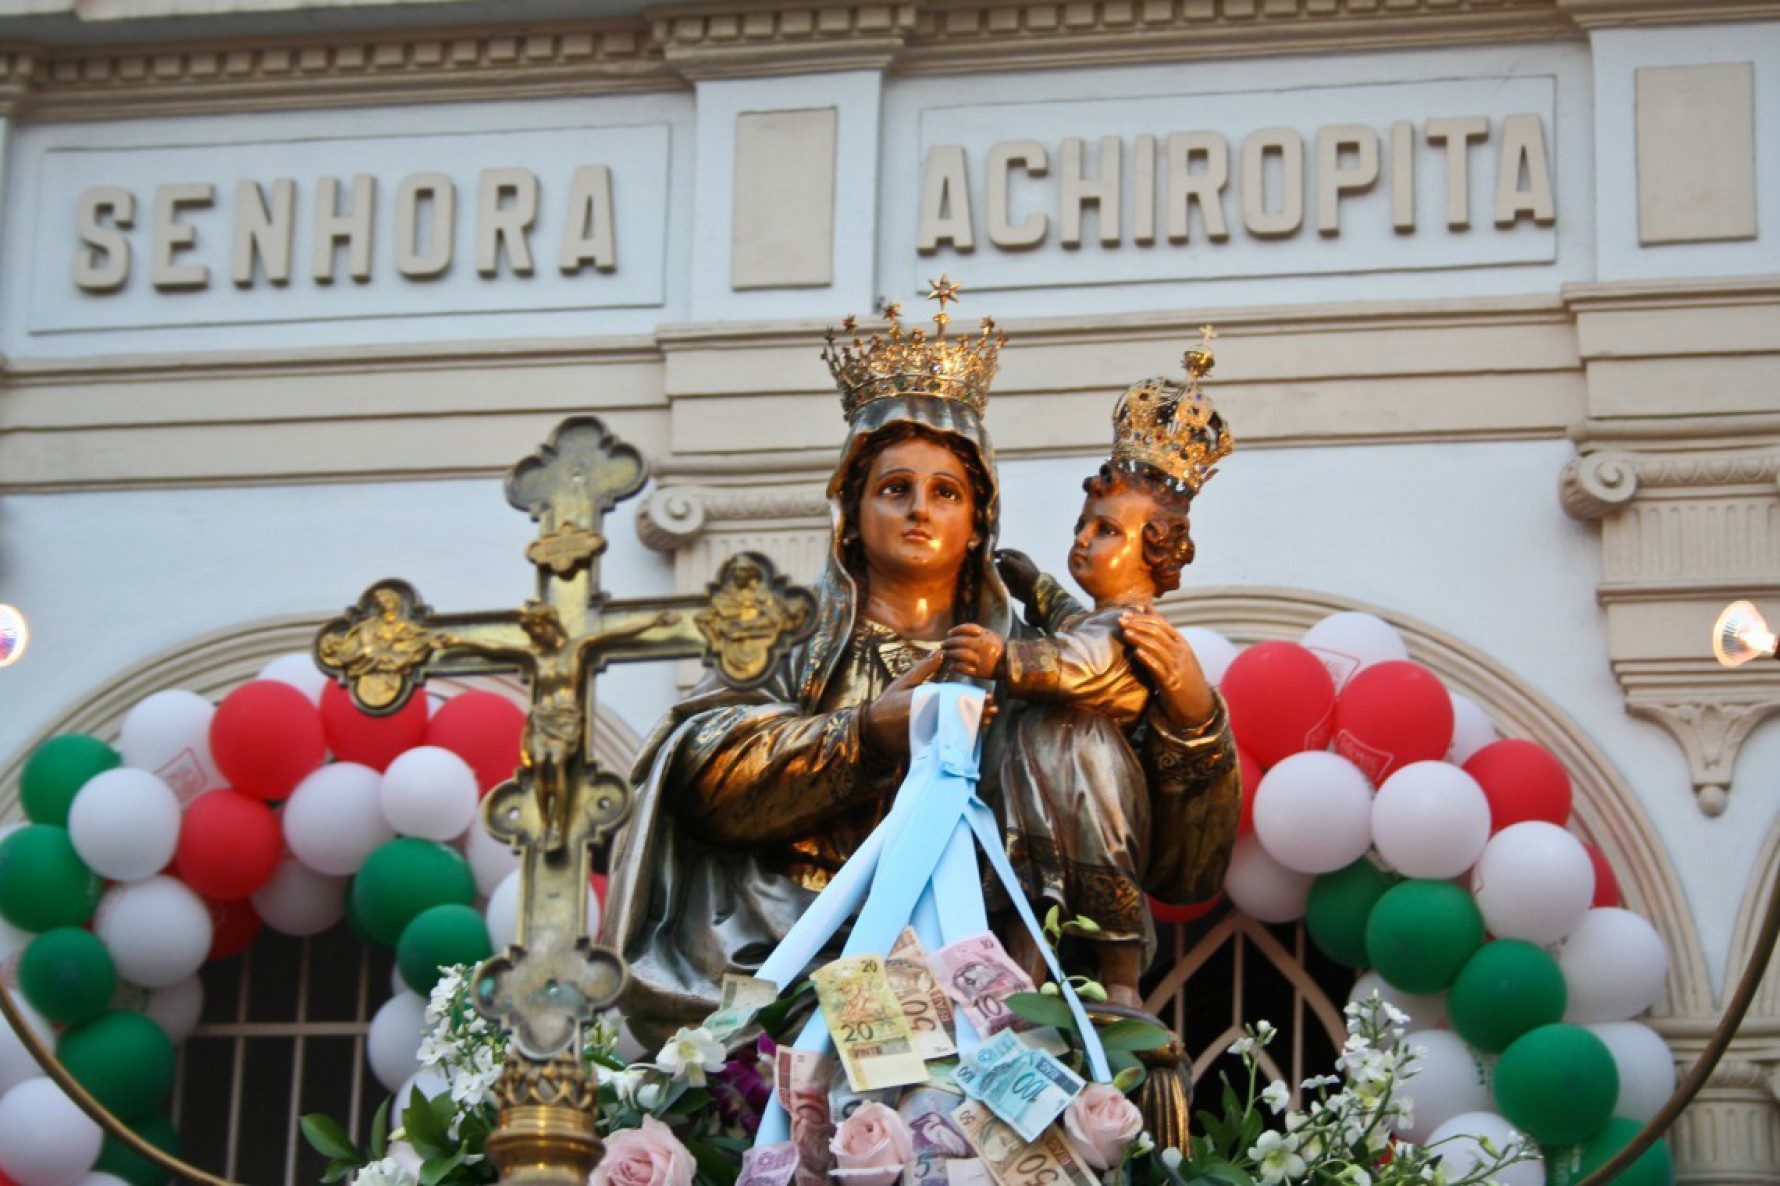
1111, 1065, 1147, 1093
369, 1097, 392, 1160
401, 1088, 453, 1159
1004, 991, 1076, 1030
687, 1137, 740, 1186
419, 1150, 466, 1186
321, 1162, 356, 1184
299, 1115, 363, 1163
1180, 1157, 1257, 1186
1096, 1018, 1174, 1052
667, 1087, 712, 1117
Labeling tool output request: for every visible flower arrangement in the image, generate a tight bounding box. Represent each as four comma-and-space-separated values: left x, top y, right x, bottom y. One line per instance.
304, 958, 1532, 1186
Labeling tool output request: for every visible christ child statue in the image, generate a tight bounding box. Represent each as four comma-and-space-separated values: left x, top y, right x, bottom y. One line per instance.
940, 347, 1234, 1008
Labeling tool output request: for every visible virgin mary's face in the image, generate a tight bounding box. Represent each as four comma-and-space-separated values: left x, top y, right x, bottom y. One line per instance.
857, 436, 980, 587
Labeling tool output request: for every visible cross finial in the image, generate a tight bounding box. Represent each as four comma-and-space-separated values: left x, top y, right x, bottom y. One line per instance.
1198, 324, 1218, 348
927, 274, 963, 335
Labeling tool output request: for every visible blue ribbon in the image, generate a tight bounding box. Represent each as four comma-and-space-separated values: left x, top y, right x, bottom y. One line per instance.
752, 683, 1110, 1146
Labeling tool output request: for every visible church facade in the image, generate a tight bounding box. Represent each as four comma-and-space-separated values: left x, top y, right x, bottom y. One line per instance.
0, 2, 1776, 1182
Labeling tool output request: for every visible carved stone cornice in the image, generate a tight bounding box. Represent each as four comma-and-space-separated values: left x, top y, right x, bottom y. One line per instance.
1554, 0, 1780, 27
636, 483, 830, 552
1615, 659, 1780, 817
650, 3, 916, 80
1560, 442, 1780, 521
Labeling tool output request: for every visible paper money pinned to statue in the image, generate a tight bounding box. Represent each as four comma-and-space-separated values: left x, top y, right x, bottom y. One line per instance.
952, 1030, 1085, 1143
951, 1099, 1099, 1186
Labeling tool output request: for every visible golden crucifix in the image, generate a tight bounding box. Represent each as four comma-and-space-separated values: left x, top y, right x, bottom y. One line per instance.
315, 416, 813, 1184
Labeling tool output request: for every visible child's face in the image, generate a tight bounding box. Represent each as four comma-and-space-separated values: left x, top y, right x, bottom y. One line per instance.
1069, 488, 1161, 604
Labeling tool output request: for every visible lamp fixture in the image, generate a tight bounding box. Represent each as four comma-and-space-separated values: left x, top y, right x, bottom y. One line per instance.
1713, 600, 1778, 668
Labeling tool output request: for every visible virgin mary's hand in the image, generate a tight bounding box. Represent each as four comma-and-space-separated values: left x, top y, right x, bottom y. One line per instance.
862, 649, 946, 758
1120, 610, 1216, 732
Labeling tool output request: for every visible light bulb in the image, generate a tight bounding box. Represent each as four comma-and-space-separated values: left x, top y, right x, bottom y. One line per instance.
1713, 600, 1777, 668
0, 604, 25, 669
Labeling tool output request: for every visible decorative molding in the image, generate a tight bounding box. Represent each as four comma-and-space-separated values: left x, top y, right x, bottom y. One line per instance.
636, 484, 831, 552
1616, 660, 1780, 817
1554, 0, 1780, 28
1560, 446, 1780, 521
650, 3, 916, 79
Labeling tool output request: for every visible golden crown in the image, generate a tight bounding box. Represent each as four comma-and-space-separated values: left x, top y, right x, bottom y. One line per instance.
824, 275, 1007, 423
1109, 326, 1235, 497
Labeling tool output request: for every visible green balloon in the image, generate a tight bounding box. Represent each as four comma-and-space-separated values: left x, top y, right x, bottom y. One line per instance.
57, 1010, 177, 1123
95, 1111, 181, 1186
19, 926, 117, 1026
351, 837, 475, 947
1447, 939, 1567, 1053
21, 734, 120, 826
1364, 879, 1484, 994
1492, 1023, 1618, 1146
398, 903, 495, 995
1546, 1116, 1675, 1186
0, 824, 105, 931
1306, 858, 1399, 967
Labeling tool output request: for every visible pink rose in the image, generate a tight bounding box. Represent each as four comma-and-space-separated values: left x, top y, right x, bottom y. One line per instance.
829, 1101, 914, 1186
1062, 1083, 1144, 1171
592, 1116, 696, 1186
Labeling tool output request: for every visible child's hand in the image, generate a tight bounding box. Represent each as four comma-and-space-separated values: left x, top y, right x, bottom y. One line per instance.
941, 623, 1005, 679
993, 549, 1040, 603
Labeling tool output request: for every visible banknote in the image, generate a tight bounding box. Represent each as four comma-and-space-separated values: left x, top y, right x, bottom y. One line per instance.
812, 955, 929, 1092
775, 1046, 836, 1186
899, 1085, 972, 1186
950, 1031, 1084, 1143
928, 933, 1036, 1039
737, 1142, 800, 1186
888, 928, 958, 1060
829, 1077, 900, 1124
947, 1160, 994, 1186
704, 973, 781, 1042
949, 1100, 1098, 1186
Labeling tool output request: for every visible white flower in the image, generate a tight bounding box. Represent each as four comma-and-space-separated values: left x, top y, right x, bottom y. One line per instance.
1229, 1036, 1256, 1058
1261, 1081, 1291, 1115
1254, 1020, 1278, 1047
1335, 1167, 1372, 1186
351, 1158, 418, 1186
1160, 1148, 1184, 1172
655, 1026, 726, 1086
1248, 1131, 1307, 1185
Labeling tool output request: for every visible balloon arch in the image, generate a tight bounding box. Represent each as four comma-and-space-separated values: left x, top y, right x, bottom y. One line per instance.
0, 596, 1693, 1186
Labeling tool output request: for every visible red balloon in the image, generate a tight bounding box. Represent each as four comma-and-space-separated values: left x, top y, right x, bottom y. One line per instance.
176, 790, 283, 901
1582, 840, 1620, 908
1237, 747, 1261, 838
1149, 893, 1223, 924
1220, 642, 1336, 768
1330, 660, 1453, 785
210, 680, 326, 800
206, 895, 263, 960
427, 691, 526, 794
320, 681, 430, 772
1463, 738, 1572, 830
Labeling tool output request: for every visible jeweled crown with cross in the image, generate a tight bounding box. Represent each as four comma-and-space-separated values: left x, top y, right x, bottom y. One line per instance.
1109, 326, 1236, 497
824, 275, 1007, 423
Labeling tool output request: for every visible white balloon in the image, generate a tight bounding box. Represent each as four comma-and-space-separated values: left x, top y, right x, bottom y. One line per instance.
1558, 907, 1669, 1023
463, 821, 520, 898
1301, 611, 1409, 693
1179, 627, 1239, 687
1585, 1021, 1676, 1123
1223, 834, 1314, 924
282, 763, 394, 876
1372, 761, 1492, 880
142, 975, 205, 1045
252, 857, 348, 937
1471, 822, 1595, 946
0, 1078, 103, 1186
0, 996, 53, 1093
380, 747, 479, 842
1252, 751, 1375, 874
258, 652, 332, 706
1426, 1111, 1542, 1186
484, 869, 599, 947
77, 1175, 132, 1186
367, 991, 429, 1093
395, 1065, 449, 1110
93, 876, 213, 989
1395, 1029, 1492, 1143
117, 689, 220, 806
1446, 693, 1497, 765
67, 768, 182, 882
1349, 970, 1447, 1035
